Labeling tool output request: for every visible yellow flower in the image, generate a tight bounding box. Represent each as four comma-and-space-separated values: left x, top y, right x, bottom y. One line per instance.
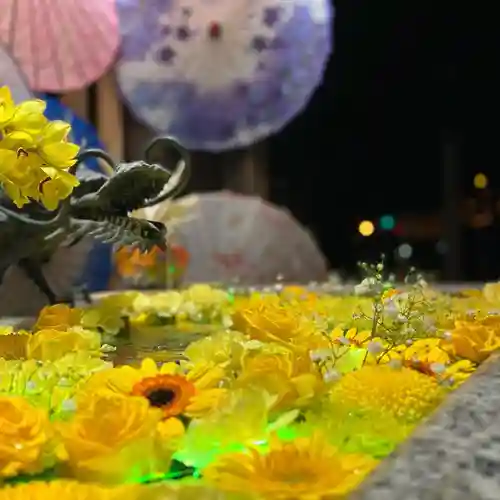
146, 482, 240, 500
280, 286, 318, 302
35, 304, 82, 331
236, 346, 325, 412
204, 434, 378, 499
37, 167, 80, 210
332, 327, 372, 347
83, 358, 226, 420
0, 88, 80, 210
0, 481, 145, 500
0, 396, 52, 477
442, 359, 476, 388
232, 295, 325, 349
184, 330, 248, 372
0, 86, 16, 125
81, 293, 139, 335
0, 355, 111, 416
177, 388, 275, 469
59, 392, 170, 483
330, 365, 445, 423
401, 338, 451, 375
0, 327, 30, 359
27, 327, 101, 361
445, 319, 500, 363
483, 282, 500, 305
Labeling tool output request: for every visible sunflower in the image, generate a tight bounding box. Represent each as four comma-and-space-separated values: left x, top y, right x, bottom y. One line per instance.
83, 358, 226, 420
132, 373, 195, 418
204, 433, 377, 499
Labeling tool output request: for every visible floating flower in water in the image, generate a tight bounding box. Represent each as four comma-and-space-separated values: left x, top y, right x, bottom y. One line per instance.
0, 354, 111, 416
299, 402, 413, 459
81, 293, 139, 336
330, 365, 445, 423
34, 304, 82, 331
84, 358, 226, 421
400, 338, 451, 375
0, 396, 54, 477
445, 318, 500, 363
176, 388, 276, 470
0, 480, 143, 500
0, 326, 30, 359
236, 345, 326, 413
232, 295, 325, 349
58, 391, 170, 484
204, 433, 378, 499
27, 327, 101, 361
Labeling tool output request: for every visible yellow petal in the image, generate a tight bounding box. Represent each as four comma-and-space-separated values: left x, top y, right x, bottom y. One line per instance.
0, 130, 35, 149
40, 142, 80, 168
140, 358, 159, 376
41, 120, 72, 143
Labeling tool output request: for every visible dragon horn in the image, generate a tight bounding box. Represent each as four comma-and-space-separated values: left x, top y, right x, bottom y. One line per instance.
71, 149, 116, 176
141, 136, 192, 207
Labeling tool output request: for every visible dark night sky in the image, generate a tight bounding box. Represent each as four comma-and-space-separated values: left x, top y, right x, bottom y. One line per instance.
268, 0, 499, 273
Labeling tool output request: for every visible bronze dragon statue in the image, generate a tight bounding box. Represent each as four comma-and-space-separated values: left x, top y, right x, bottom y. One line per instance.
0, 137, 191, 305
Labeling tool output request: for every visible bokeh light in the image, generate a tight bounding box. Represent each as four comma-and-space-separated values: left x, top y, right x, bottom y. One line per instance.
380, 215, 395, 231
397, 243, 413, 259
358, 220, 375, 237
473, 173, 488, 189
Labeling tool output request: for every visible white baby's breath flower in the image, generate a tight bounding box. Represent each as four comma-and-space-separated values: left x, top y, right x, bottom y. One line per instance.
309, 349, 332, 362
323, 369, 341, 383
367, 341, 384, 354
388, 359, 403, 369
430, 363, 446, 374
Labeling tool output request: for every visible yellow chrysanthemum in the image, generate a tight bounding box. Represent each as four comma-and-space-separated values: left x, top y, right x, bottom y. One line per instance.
204, 434, 378, 499
0, 480, 144, 500
330, 365, 445, 423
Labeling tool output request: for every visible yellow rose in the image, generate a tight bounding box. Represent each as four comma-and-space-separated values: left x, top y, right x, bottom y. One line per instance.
0, 480, 146, 500
0, 396, 52, 478
34, 304, 82, 331
446, 320, 500, 363
232, 297, 324, 349
27, 327, 101, 361
0, 328, 29, 359
59, 392, 171, 483
237, 348, 324, 411
483, 282, 500, 305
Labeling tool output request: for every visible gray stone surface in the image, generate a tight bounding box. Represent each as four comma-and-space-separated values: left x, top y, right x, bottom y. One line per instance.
352, 355, 500, 499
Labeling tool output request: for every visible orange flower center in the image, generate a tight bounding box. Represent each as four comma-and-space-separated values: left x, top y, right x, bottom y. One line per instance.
132, 374, 196, 418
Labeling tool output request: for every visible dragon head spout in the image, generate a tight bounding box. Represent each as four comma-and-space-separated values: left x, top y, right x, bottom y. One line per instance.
66, 137, 190, 252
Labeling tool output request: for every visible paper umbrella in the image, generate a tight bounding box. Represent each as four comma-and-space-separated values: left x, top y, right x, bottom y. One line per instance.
116, 0, 333, 151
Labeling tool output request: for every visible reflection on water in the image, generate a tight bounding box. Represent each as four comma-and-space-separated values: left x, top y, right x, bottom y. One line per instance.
104, 325, 217, 367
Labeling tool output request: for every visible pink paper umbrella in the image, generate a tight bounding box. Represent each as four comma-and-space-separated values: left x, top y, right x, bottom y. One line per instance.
0, 44, 32, 101
0, 0, 120, 92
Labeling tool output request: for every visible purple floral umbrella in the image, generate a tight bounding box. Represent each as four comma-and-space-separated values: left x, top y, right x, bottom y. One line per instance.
116, 0, 333, 152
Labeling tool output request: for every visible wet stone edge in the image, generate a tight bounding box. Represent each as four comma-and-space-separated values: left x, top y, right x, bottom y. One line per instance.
351, 355, 500, 500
